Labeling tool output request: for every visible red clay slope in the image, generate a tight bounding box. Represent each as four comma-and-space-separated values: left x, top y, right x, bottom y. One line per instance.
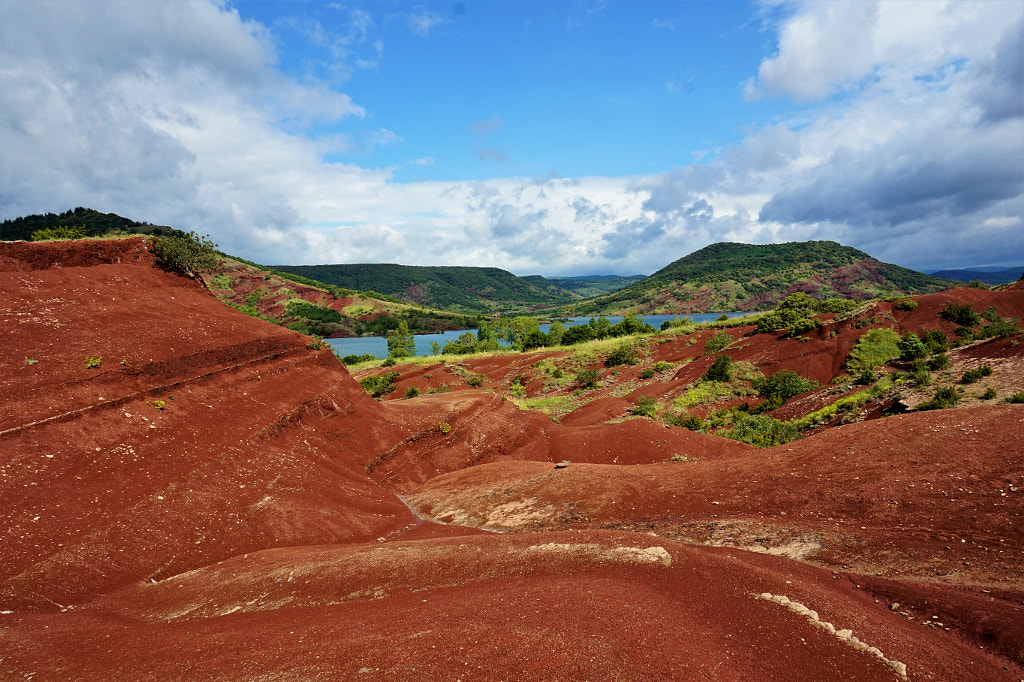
0, 238, 1020, 681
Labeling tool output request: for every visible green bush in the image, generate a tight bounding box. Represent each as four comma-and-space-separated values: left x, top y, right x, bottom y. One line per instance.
152, 231, 218, 277
31, 225, 87, 241
703, 355, 733, 383
845, 328, 901, 374
960, 364, 993, 384
286, 299, 342, 324
721, 414, 799, 448
894, 299, 919, 311
1005, 392, 1024, 404
703, 331, 733, 355
632, 395, 658, 418
755, 370, 818, 411
339, 353, 376, 365
359, 371, 400, 398
981, 387, 997, 400
939, 302, 981, 327
652, 361, 674, 373
606, 341, 639, 367
980, 317, 1020, 339
898, 332, 928, 361
466, 373, 485, 387
681, 414, 704, 431
575, 368, 600, 388
921, 329, 948, 354
926, 353, 950, 371
404, 386, 420, 398
639, 368, 655, 379
917, 386, 961, 410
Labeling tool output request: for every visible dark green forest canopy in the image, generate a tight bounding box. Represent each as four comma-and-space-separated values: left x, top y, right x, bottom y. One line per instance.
0, 207, 174, 241
271, 263, 575, 314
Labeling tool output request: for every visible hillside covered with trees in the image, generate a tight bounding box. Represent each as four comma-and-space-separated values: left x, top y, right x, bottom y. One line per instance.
571, 241, 956, 315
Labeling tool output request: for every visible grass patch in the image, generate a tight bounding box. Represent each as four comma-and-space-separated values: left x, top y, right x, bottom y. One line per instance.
845, 328, 900, 374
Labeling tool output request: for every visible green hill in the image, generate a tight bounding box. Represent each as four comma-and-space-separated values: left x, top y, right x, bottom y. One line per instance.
522, 274, 647, 299
271, 263, 575, 314
571, 241, 955, 315
0, 207, 175, 241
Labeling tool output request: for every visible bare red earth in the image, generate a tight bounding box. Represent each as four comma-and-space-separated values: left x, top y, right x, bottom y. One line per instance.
1, 239, 1022, 681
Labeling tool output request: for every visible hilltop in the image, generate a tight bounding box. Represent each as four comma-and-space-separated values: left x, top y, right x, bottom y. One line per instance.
202, 255, 481, 338
572, 241, 954, 315
1, 236, 1022, 680
271, 262, 577, 314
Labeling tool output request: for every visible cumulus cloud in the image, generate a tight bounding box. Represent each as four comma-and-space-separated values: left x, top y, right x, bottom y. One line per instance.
0, 0, 1020, 277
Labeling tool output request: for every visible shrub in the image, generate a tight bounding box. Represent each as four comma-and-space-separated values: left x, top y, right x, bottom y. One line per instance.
359, 371, 400, 398
917, 386, 961, 410
960, 364, 993, 384
606, 342, 639, 367
845, 328, 901, 374
703, 331, 733, 355
1005, 392, 1024, 404
575, 368, 600, 388
339, 353, 376, 365
639, 368, 655, 380
921, 329, 948, 354
703, 355, 733, 383
980, 317, 1020, 339
632, 395, 658, 418
152, 231, 218, 277
286, 300, 342, 324
910, 369, 932, 386
755, 370, 818, 411
652, 361, 674, 373
894, 299, 919, 311
981, 387, 997, 400
926, 353, 950, 371
32, 225, 88, 241
681, 414, 704, 431
404, 386, 420, 398
721, 414, 799, 448
897, 332, 928, 361
381, 357, 397, 367
466, 373, 485, 387
85, 356, 102, 368
939, 302, 981, 327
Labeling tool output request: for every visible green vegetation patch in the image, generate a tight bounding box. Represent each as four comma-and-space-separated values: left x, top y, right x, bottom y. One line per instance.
845, 328, 901, 374
359, 372, 400, 398
720, 414, 799, 448
286, 299, 342, 324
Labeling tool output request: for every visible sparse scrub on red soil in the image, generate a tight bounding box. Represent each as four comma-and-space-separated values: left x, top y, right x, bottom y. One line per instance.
3, 239, 1024, 682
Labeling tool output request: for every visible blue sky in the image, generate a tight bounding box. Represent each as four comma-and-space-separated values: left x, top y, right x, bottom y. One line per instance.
1, 1, 1022, 276
246, 1, 781, 182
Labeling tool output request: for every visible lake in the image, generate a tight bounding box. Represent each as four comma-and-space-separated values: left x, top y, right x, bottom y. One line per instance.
324, 312, 750, 360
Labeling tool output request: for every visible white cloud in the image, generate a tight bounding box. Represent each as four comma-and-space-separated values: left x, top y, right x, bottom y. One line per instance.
0, 0, 1020, 279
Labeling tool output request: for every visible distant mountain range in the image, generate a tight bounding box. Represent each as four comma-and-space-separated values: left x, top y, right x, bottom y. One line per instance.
569, 241, 956, 315
927, 267, 1024, 285
3, 208, 964, 317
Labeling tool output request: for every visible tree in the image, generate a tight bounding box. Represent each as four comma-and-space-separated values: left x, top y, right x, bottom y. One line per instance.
897, 332, 928, 361
152, 231, 218, 277
387, 320, 415, 358
547, 320, 565, 346
703, 355, 733, 382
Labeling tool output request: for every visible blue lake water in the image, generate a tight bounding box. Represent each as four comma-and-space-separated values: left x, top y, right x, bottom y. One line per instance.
325, 312, 750, 360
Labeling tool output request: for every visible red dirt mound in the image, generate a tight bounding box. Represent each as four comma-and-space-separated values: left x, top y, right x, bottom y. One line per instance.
1, 238, 1021, 681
